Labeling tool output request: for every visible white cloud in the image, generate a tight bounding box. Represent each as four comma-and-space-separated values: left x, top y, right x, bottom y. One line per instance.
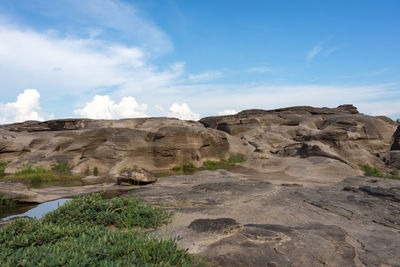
217, 109, 237, 116
0, 16, 182, 101
74, 95, 147, 119
0, 89, 45, 124
307, 41, 324, 62
168, 103, 200, 121
247, 66, 274, 73
188, 71, 222, 82
159, 83, 400, 119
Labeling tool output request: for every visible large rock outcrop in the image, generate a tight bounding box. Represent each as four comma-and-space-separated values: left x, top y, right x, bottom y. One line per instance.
0, 118, 251, 176
200, 105, 397, 179
0, 105, 397, 181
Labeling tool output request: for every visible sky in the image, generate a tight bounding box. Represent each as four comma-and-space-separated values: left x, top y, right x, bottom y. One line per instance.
0, 0, 399, 123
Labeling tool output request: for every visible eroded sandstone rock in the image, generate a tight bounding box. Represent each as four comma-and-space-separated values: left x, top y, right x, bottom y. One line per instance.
0, 118, 252, 176
116, 168, 157, 185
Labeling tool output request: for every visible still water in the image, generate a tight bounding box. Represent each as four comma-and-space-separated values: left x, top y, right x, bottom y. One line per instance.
1, 198, 71, 221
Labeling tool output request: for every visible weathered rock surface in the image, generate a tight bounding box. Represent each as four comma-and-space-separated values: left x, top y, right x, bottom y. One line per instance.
0, 117, 251, 176
200, 105, 397, 178
0, 105, 398, 181
116, 168, 157, 185
128, 170, 400, 266
0, 181, 134, 203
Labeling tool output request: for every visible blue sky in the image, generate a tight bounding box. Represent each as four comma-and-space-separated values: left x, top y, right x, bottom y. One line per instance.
0, 0, 399, 123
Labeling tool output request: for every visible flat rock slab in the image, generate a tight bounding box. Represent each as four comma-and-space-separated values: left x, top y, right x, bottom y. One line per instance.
0, 181, 135, 203
125, 170, 400, 266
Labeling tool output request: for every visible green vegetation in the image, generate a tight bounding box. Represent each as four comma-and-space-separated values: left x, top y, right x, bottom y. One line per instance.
93, 166, 99, 176
50, 161, 70, 175
361, 163, 399, 179
1, 162, 79, 186
44, 193, 172, 229
0, 161, 7, 177
172, 155, 246, 175
395, 118, 400, 124
0, 193, 193, 266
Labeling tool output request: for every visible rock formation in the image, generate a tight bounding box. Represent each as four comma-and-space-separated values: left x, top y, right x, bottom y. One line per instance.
200, 104, 398, 182
0, 118, 251, 176
0, 105, 397, 181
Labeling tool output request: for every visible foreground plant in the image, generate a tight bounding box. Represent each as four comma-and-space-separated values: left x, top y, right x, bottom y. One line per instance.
0, 193, 193, 266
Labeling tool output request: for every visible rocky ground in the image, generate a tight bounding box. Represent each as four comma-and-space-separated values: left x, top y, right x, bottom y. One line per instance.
125, 170, 400, 267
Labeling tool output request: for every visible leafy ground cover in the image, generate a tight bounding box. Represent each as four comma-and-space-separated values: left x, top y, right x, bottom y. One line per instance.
0, 193, 194, 266
361, 163, 399, 179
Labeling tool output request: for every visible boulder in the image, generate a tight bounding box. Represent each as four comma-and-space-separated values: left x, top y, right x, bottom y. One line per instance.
116, 168, 157, 185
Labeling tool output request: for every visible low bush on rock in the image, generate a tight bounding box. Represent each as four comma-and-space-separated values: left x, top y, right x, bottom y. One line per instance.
0, 193, 193, 266
361, 163, 399, 179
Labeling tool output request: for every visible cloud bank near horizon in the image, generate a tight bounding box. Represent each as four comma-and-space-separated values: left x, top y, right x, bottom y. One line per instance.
1, 88, 399, 124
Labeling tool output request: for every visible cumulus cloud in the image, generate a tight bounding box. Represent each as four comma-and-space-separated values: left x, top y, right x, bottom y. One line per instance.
217, 109, 238, 116
0, 89, 45, 124
168, 103, 200, 121
74, 95, 147, 119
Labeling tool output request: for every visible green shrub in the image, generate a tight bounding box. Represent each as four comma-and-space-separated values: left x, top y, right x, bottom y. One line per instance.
0, 161, 7, 177
93, 166, 99, 176
361, 164, 385, 178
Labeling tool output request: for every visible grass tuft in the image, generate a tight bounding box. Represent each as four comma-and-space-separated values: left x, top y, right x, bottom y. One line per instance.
361, 163, 399, 179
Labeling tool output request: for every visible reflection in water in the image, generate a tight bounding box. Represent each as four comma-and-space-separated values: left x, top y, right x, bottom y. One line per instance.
1, 198, 71, 221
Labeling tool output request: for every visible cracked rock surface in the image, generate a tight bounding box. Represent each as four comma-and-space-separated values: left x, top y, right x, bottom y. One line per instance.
125, 170, 400, 266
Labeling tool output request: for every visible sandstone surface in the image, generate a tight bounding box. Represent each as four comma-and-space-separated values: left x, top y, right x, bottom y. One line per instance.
126, 170, 400, 267
116, 168, 157, 185
0, 105, 398, 182
200, 105, 398, 179
0, 117, 251, 176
